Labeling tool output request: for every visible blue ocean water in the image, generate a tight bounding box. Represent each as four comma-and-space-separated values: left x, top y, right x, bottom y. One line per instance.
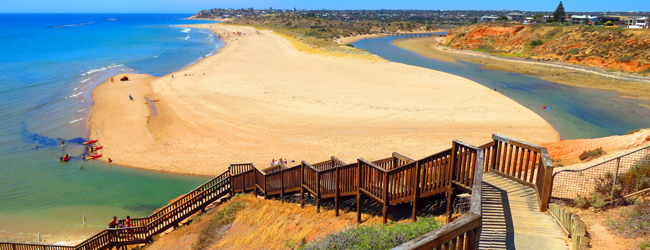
0, 14, 222, 242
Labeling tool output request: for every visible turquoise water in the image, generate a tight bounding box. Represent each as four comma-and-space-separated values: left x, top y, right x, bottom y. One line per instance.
0, 14, 219, 242
352, 35, 650, 139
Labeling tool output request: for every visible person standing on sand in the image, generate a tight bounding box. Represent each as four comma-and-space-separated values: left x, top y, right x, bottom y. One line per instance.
111, 77, 114, 83
129, 95, 133, 101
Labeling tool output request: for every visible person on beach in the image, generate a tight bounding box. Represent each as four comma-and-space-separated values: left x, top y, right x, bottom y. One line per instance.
129, 95, 133, 101
111, 77, 114, 83
172, 75, 174, 78
108, 216, 117, 228
60, 140, 65, 147
108, 158, 113, 163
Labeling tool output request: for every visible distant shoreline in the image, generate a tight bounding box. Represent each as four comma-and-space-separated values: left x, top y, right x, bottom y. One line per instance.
392, 36, 650, 105
335, 30, 447, 44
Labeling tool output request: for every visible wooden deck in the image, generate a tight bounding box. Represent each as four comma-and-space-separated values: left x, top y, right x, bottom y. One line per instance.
480, 172, 568, 250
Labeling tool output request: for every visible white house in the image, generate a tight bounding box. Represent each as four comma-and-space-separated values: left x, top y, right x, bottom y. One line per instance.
506, 12, 526, 22
570, 15, 599, 25
627, 16, 648, 28
479, 15, 499, 22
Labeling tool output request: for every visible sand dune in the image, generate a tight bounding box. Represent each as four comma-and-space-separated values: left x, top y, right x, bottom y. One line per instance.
88, 24, 558, 176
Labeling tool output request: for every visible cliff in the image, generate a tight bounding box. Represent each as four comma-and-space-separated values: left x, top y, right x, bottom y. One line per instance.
443, 23, 650, 73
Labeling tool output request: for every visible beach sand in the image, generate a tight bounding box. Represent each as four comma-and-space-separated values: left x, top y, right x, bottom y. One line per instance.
88, 24, 558, 176
393, 36, 650, 104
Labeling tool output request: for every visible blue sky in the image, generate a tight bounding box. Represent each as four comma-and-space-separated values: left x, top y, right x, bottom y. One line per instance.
1, 0, 648, 13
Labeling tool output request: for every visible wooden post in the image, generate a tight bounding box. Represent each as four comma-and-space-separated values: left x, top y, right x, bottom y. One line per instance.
382, 171, 389, 224
301, 162, 305, 208
357, 159, 363, 223
412, 161, 421, 222
316, 171, 321, 213
263, 174, 268, 200
335, 166, 340, 216
228, 167, 234, 197
281, 169, 285, 203
242, 170, 246, 194
357, 193, 363, 223
447, 142, 458, 221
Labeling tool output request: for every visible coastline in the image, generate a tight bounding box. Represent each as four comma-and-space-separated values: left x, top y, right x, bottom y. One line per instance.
88, 23, 559, 176
392, 36, 650, 104
335, 30, 447, 45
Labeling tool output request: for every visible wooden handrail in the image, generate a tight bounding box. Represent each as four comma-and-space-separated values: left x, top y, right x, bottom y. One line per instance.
2, 136, 551, 250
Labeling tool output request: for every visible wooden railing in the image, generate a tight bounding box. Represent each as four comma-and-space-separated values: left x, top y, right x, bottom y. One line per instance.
0, 135, 551, 250
393, 148, 485, 250
482, 134, 554, 211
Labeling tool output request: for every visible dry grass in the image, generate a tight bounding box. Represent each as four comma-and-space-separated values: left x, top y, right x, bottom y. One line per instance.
209, 195, 382, 250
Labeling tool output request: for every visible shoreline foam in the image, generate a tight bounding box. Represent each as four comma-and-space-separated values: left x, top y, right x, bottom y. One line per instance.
88, 23, 559, 176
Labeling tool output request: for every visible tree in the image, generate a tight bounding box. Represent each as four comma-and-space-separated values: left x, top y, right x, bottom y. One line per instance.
497, 15, 509, 21
533, 14, 544, 23
553, 1, 566, 23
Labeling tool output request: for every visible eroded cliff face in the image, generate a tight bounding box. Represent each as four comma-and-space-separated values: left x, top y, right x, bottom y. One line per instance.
443, 23, 650, 73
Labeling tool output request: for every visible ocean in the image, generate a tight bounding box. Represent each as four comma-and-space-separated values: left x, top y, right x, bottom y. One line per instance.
0, 14, 222, 243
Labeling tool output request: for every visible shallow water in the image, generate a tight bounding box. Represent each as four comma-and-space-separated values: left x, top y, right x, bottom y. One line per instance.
0, 14, 220, 242
352, 35, 650, 140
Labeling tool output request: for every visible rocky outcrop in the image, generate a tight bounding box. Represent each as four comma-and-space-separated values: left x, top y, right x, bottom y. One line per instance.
443, 23, 650, 73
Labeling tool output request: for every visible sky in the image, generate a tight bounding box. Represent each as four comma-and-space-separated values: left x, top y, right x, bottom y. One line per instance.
1, 0, 648, 13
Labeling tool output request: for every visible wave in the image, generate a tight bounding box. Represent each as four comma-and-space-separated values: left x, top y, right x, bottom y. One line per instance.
69, 118, 83, 124
65, 92, 83, 99
77, 108, 87, 113
80, 64, 123, 76
51, 22, 96, 28
181, 28, 191, 33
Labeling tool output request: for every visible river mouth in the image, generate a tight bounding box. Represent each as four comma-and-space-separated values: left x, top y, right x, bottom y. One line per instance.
353, 35, 650, 140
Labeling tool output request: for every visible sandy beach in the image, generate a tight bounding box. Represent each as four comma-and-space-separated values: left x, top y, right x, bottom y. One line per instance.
392, 36, 650, 104
88, 24, 558, 176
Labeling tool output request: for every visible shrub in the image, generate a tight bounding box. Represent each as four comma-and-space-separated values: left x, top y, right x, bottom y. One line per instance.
300, 216, 442, 250
640, 242, 650, 250
612, 199, 650, 240
192, 200, 246, 250
579, 147, 605, 161
568, 48, 581, 55
617, 56, 634, 62
530, 39, 544, 46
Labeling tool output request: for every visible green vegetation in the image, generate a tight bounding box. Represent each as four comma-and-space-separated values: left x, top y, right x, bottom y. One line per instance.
295, 216, 442, 250
225, 14, 437, 56
530, 39, 544, 46
607, 199, 650, 247
497, 16, 508, 21
553, 1, 566, 23
579, 147, 605, 161
567, 48, 581, 55
546, 26, 564, 37
192, 197, 246, 250
618, 56, 635, 62
572, 154, 650, 209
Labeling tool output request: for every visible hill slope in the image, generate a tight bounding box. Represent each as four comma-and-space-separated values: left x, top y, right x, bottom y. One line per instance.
443, 23, 650, 73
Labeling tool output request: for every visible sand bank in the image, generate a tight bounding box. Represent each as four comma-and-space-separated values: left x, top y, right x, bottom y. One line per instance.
88, 24, 558, 176
335, 30, 446, 45
393, 36, 650, 104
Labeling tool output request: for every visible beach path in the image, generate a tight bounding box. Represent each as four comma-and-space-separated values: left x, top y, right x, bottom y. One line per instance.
480, 172, 569, 250
88, 24, 558, 175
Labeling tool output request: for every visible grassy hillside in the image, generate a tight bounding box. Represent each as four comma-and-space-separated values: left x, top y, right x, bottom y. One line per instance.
443, 23, 650, 74
223, 14, 437, 57
143, 194, 444, 250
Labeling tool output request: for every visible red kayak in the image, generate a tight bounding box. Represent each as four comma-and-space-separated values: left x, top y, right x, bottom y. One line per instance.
93, 146, 104, 150
86, 154, 102, 160
62, 155, 71, 162
83, 140, 98, 145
